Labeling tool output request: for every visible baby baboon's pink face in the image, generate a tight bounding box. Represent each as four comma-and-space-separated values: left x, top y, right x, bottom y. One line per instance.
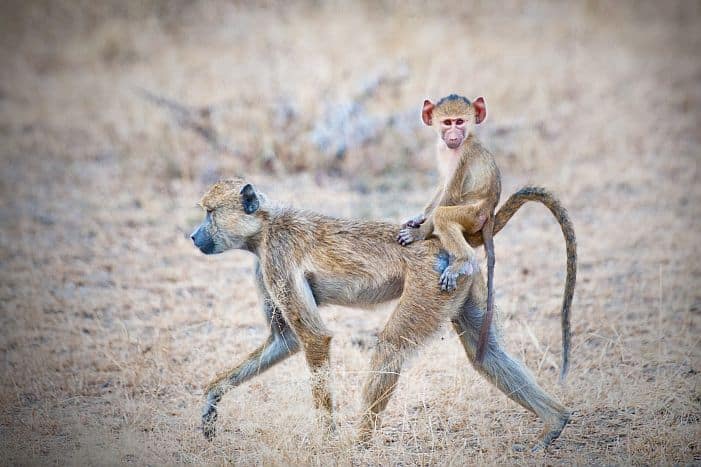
439, 116, 468, 149
191, 179, 263, 254
422, 95, 487, 150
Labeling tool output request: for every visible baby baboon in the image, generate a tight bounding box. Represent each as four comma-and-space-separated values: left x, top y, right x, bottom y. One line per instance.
191, 178, 571, 451
397, 95, 576, 378
397, 94, 500, 365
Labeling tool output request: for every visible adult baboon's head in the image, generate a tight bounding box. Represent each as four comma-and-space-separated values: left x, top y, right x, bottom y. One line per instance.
191, 178, 264, 254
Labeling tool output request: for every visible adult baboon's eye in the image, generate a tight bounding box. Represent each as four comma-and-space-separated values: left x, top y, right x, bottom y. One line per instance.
206, 208, 214, 214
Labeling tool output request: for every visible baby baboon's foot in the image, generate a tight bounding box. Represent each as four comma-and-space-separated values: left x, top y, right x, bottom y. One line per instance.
201, 394, 220, 441
531, 411, 570, 452
397, 227, 421, 246
439, 268, 459, 291
439, 259, 475, 291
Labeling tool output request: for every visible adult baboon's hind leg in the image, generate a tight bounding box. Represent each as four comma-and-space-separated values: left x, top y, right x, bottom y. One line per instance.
359, 279, 455, 442
451, 280, 570, 451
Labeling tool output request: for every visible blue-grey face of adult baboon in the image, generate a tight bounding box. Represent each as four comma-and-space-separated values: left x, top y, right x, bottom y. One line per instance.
191, 212, 217, 254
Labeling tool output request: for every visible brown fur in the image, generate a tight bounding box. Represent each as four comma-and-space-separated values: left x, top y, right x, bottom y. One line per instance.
192, 177, 570, 451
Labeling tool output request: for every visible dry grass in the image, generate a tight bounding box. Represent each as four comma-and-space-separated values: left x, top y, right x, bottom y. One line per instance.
1, 1, 700, 464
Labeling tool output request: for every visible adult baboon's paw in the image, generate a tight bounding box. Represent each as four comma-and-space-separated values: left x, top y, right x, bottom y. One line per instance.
531, 412, 570, 452
320, 417, 339, 443
530, 440, 546, 453
317, 411, 337, 436
511, 443, 526, 452
356, 423, 374, 448
405, 220, 419, 228
201, 399, 219, 441
356, 411, 382, 447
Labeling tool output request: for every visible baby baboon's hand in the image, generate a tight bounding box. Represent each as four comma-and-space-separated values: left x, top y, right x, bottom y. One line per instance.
397, 226, 422, 246
404, 214, 426, 229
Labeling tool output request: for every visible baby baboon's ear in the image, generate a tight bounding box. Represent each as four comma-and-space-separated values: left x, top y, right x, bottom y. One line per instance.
422, 99, 435, 126
240, 183, 260, 214
473, 97, 487, 124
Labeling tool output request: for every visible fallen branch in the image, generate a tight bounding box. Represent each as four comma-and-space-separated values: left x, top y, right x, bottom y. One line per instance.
135, 87, 232, 152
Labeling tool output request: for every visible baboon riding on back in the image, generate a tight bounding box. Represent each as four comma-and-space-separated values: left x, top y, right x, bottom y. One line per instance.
190, 177, 575, 451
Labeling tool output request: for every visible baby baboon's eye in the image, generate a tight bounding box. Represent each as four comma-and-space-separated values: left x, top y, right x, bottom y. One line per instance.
455, 119, 464, 125
442, 119, 452, 126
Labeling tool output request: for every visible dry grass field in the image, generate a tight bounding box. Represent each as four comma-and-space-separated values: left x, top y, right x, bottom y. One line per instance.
1, 1, 700, 464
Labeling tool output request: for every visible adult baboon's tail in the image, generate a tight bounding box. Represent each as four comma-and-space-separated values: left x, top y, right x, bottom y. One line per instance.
470, 186, 577, 382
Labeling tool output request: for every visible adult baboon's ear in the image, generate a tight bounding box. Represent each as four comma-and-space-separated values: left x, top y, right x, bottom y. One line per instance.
240, 183, 259, 214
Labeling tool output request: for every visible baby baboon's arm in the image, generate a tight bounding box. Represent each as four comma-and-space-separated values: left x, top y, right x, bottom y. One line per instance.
397, 188, 445, 245
405, 185, 444, 228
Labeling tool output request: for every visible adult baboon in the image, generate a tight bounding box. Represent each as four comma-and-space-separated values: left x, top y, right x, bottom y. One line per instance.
191, 178, 570, 451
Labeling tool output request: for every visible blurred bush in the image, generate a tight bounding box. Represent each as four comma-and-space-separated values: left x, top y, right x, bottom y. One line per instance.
1, 0, 698, 184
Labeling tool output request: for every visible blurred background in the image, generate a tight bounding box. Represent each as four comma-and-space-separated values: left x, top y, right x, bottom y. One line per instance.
0, 1, 699, 464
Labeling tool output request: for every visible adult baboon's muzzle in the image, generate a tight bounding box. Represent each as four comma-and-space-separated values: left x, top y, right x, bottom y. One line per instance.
191, 224, 215, 254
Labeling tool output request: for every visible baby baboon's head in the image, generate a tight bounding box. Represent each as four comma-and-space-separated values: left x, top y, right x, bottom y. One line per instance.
191, 178, 264, 254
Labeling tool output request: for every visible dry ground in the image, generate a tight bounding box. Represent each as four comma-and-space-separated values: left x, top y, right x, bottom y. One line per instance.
1, 1, 700, 465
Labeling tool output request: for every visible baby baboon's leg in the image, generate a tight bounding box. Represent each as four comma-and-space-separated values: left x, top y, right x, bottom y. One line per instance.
451, 277, 570, 451
202, 268, 299, 440
433, 205, 475, 291
433, 204, 486, 291
359, 280, 456, 441
434, 204, 487, 235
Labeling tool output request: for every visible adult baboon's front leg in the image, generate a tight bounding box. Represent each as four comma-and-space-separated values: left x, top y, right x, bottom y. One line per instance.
267, 271, 335, 429
451, 275, 570, 451
202, 329, 299, 440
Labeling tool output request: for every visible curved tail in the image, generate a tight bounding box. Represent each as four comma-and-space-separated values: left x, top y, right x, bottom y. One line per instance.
468, 186, 577, 382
